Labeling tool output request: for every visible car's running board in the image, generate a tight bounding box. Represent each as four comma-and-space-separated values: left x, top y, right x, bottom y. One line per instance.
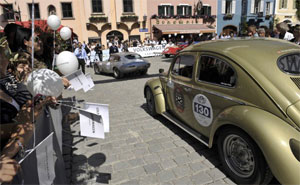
162, 112, 209, 147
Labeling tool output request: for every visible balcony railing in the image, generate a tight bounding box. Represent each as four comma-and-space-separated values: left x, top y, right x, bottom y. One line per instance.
120, 15, 138, 22
224, 13, 233, 20
89, 16, 108, 23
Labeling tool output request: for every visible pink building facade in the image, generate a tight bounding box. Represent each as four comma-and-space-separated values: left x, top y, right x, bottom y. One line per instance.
146, 0, 217, 41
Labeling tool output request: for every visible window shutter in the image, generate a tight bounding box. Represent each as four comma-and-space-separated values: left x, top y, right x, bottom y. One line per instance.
208, 6, 211, 15
260, 0, 264, 12
221, 0, 226, 14
232, 0, 236, 14
284, 0, 287, 8
250, 0, 255, 13
188, 6, 192, 16
158, 6, 163, 16
270, 2, 273, 14
177, 6, 181, 15
170, 6, 174, 16
279, 0, 283, 8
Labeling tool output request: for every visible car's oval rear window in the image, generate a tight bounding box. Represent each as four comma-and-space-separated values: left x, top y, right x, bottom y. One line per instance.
277, 53, 300, 75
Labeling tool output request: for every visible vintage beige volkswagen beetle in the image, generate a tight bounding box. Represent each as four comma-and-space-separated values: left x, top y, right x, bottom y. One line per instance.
144, 38, 300, 185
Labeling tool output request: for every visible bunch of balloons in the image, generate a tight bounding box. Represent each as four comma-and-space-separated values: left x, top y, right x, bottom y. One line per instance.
26, 15, 79, 97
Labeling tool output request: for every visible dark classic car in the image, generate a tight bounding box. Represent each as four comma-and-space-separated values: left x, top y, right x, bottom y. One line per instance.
144, 38, 300, 185
94, 52, 150, 78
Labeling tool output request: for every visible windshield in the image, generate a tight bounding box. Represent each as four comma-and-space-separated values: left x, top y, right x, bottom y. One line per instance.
277, 53, 300, 75
125, 54, 142, 60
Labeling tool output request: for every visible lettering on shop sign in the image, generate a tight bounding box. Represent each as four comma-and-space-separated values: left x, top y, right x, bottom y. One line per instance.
277, 54, 300, 75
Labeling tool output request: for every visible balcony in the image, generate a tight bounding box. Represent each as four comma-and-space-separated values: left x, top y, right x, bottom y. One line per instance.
224, 14, 233, 20
120, 15, 138, 22
89, 16, 108, 23
257, 12, 263, 17
265, 14, 272, 20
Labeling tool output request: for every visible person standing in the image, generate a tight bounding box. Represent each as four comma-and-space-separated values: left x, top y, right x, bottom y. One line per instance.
109, 43, 119, 55
95, 43, 102, 61
74, 42, 87, 74
276, 22, 294, 41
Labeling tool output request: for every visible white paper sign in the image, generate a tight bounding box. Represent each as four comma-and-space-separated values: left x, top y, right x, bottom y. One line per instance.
66, 70, 89, 91
79, 109, 104, 139
84, 73, 95, 92
36, 133, 55, 185
83, 102, 109, 133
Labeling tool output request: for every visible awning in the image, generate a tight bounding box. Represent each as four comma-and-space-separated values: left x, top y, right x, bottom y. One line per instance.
153, 24, 215, 34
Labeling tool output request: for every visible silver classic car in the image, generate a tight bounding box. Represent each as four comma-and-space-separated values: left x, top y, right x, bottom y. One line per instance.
94, 52, 151, 78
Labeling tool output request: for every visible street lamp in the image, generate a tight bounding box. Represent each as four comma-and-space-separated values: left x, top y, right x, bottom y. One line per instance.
143, 15, 147, 22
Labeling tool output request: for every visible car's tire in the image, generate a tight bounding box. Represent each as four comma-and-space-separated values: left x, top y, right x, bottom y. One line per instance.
145, 87, 157, 116
94, 65, 100, 74
217, 128, 273, 185
141, 69, 148, 75
113, 68, 123, 79
165, 54, 170, 58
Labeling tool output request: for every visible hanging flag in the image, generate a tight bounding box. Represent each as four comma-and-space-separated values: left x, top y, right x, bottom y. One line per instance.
79, 109, 104, 139
83, 102, 109, 133
36, 133, 55, 185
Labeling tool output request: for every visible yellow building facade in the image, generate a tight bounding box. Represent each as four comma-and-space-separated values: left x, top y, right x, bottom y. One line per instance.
274, 0, 298, 25
0, 0, 149, 46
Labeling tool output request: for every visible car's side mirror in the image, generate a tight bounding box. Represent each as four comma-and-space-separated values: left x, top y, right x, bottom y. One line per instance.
159, 69, 164, 73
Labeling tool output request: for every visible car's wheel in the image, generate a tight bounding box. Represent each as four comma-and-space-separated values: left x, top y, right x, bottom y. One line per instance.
145, 87, 157, 116
165, 54, 170, 58
217, 128, 273, 185
141, 69, 148, 75
113, 68, 123, 79
94, 65, 100, 74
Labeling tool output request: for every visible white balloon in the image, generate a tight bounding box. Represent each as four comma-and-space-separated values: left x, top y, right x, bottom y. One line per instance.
56, 51, 78, 75
60, 27, 72, 40
47, 15, 61, 30
26, 69, 63, 97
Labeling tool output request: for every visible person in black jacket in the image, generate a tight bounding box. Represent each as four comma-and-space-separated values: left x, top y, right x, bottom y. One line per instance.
95, 44, 102, 61
109, 43, 118, 55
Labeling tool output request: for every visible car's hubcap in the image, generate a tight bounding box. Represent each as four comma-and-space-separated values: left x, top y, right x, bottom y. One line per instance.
223, 134, 255, 178
114, 69, 118, 77
146, 90, 153, 112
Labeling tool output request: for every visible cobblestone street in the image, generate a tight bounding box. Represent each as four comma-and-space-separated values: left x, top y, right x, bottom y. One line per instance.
63, 56, 270, 185
63, 56, 236, 185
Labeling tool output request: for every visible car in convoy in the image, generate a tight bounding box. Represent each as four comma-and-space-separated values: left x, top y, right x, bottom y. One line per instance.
94, 52, 150, 78
162, 42, 189, 58
144, 38, 300, 185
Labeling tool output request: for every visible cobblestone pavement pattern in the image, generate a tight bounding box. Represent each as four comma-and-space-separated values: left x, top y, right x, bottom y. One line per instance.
63, 56, 277, 185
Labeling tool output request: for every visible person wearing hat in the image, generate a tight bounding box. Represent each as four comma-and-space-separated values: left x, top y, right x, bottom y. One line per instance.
276, 22, 294, 41
292, 25, 300, 45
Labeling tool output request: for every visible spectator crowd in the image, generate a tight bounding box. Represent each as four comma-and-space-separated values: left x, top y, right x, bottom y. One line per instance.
0, 23, 70, 183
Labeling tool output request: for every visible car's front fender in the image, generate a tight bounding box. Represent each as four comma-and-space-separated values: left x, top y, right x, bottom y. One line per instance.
144, 78, 166, 114
210, 105, 300, 185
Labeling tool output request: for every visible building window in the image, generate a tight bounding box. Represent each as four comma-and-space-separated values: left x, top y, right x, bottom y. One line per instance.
158, 5, 174, 17
177, 5, 192, 16
294, 0, 297, 9
61, 3, 73, 18
2, 4, 14, 20
279, 0, 287, 9
199, 5, 211, 16
28, 3, 40, 19
48, 5, 56, 15
254, 0, 263, 13
92, 0, 102, 13
123, 0, 133, 13
225, 0, 232, 14
265, 2, 270, 15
